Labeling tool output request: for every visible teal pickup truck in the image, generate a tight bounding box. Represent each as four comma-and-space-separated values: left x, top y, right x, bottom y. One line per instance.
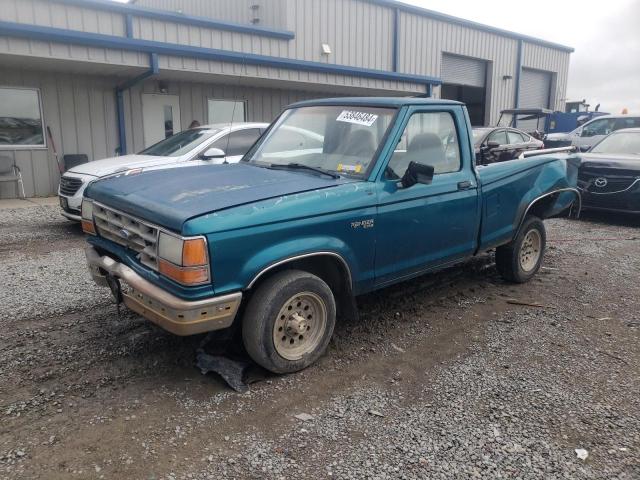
81, 97, 580, 374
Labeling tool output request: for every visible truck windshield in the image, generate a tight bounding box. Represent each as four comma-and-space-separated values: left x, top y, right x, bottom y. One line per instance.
590, 131, 640, 156
139, 128, 221, 157
244, 105, 396, 176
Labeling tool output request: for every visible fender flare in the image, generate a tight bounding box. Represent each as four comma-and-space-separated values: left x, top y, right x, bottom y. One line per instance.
246, 251, 353, 291
514, 187, 581, 240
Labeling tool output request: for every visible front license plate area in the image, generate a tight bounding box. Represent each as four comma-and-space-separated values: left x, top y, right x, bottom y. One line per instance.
105, 274, 122, 304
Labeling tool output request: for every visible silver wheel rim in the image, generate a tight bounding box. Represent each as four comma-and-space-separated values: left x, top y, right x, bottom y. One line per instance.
519, 229, 542, 272
272, 291, 327, 361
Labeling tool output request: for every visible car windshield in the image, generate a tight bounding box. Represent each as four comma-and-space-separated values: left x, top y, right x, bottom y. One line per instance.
243, 105, 397, 176
139, 128, 222, 157
590, 131, 640, 156
472, 128, 492, 145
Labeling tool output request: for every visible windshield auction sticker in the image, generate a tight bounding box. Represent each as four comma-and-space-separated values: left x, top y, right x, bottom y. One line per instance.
336, 110, 378, 127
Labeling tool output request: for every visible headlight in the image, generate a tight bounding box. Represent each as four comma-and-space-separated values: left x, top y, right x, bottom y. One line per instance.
157, 232, 210, 286
80, 200, 96, 235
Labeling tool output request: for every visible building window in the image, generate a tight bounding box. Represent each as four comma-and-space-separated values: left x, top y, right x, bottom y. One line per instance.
0, 87, 45, 148
207, 99, 247, 125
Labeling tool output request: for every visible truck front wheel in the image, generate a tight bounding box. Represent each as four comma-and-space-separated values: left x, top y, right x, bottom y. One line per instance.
496, 216, 546, 283
242, 270, 336, 374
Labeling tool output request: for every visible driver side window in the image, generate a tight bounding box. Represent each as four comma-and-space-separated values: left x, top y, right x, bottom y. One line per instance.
386, 112, 461, 179
582, 119, 612, 137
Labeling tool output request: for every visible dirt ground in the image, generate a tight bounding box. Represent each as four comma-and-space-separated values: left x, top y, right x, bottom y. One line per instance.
1, 208, 639, 479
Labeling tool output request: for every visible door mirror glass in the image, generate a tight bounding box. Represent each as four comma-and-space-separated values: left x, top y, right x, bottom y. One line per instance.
400, 161, 435, 188
201, 147, 226, 159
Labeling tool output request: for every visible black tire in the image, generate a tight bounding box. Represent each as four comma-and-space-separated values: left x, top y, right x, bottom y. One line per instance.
242, 270, 336, 374
496, 216, 546, 283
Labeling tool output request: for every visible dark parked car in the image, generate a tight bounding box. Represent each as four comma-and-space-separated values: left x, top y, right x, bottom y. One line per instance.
473, 127, 544, 165
578, 128, 640, 214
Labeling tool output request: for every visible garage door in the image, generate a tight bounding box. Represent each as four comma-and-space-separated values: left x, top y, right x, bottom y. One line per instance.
441, 54, 486, 87
519, 68, 552, 108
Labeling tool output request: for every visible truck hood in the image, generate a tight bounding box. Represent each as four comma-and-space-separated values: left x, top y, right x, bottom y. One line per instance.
68, 154, 179, 177
85, 163, 353, 232
579, 153, 640, 172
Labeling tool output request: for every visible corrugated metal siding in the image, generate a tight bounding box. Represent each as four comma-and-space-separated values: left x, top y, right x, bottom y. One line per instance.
0, 0, 126, 36
441, 54, 486, 87
134, 0, 288, 29
0, 69, 119, 198
398, 11, 519, 124
123, 80, 350, 154
133, 0, 394, 70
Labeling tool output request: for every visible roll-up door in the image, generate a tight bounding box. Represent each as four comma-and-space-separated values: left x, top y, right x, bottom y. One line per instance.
441, 54, 487, 87
517, 69, 552, 132
519, 69, 552, 108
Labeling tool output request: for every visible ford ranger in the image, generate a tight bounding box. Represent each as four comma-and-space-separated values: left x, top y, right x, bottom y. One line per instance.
81, 97, 580, 374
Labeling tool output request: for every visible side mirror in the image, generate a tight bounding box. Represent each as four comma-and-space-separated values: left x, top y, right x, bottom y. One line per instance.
201, 147, 226, 160
579, 145, 591, 153
400, 161, 434, 189
486, 140, 500, 149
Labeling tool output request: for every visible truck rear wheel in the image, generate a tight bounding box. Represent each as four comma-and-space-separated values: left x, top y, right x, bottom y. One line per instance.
242, 270, 336, 374
496, 216, 546, 283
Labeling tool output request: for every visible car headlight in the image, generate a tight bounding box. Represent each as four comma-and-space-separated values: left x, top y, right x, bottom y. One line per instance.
157, 232, 210, 286
81, 199, 96, 235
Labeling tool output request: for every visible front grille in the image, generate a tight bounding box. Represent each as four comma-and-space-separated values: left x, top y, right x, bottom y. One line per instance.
59, 176, 84, 196
578, 172, 639, 194
93, 203, 159, 270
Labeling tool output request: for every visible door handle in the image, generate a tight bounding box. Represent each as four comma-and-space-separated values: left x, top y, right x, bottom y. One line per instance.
457, 180, 473, 190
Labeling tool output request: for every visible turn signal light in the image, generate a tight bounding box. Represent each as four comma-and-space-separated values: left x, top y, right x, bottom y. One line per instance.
182, 238, 208, 266
158, 259, 209, 286
81, 219, 96, 235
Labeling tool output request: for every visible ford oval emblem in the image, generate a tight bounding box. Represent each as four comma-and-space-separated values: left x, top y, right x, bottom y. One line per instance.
119, 229, 131, 239
594, 177, 608, 188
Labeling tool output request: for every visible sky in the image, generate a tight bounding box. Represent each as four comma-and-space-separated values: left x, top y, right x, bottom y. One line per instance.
110, 0, 639, 114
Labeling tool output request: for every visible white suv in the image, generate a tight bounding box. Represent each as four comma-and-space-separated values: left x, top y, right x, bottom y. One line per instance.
58, 123, 267, 221
546, 114, 640, 150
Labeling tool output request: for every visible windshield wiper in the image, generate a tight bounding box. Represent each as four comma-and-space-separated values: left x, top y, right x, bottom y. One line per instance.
268, 163, 340, 179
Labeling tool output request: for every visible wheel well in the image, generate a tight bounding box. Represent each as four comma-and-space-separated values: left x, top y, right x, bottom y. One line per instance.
527, 194, 558, 220
248, 255, 356, 321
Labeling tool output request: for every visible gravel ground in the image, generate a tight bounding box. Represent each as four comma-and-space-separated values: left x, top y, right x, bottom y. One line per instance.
0, 206, 639, 479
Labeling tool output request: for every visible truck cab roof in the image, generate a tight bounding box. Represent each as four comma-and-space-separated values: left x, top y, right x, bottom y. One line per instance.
288, 97, 464, 109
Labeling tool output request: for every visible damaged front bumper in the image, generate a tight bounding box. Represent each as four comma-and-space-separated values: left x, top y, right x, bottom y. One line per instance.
85, 246, 242, 336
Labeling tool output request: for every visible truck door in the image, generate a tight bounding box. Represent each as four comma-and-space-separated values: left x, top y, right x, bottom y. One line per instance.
374, 107, 480, 287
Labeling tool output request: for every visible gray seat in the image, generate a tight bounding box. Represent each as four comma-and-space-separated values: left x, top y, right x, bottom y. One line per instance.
388, 132, 447, 178
0, 156, 25, 198
340, 129, 377, 158
406, 132, 446, 168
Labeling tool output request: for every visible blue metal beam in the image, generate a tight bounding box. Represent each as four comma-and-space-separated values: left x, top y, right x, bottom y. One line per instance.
392, 8, 399, 72
124, 14, 133, 39
115, 53, 160, 155
0, 21, 442, 87
54, 0, 295, 40
513, 39, 523, 127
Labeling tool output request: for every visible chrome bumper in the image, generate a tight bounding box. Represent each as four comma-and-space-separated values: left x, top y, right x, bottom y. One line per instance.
61, 210, 82, 222
85, 246, 241, 336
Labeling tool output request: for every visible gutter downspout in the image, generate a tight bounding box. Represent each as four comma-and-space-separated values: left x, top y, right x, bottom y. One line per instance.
115, 52, 159, 155
513, 39, 523, 128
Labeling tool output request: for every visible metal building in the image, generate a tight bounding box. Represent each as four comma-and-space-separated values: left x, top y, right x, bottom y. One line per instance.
0, 0, 572, 198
